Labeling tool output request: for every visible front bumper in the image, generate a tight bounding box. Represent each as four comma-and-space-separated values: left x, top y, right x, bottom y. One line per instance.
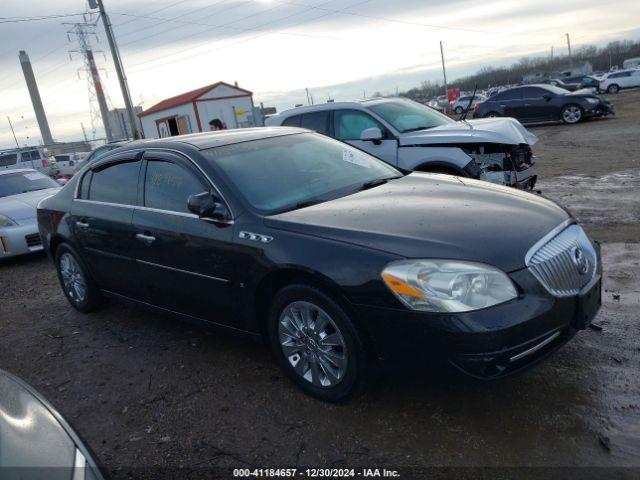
0, 222, 43, 259
584, 101, 614, 118
352, 267, 601, 379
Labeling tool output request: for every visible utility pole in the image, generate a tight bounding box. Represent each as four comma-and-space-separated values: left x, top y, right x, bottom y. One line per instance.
565, 33, 572, 67
81, 122, 89, 143
66, 21, 113, 142
89, 0, 141, 139
305, 88, 311, 105
440, 41, 449, 114
7, 117, 21, 149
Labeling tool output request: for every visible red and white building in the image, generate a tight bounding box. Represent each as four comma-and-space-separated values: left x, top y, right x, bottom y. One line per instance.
138, 81, 257, 138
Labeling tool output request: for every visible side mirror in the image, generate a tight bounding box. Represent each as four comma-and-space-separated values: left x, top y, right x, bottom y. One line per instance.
360, 127, 383, 143
187, 191, 231, 222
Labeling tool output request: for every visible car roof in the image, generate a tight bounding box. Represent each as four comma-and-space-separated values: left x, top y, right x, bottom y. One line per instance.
115, 127, 308, 152
273, 97, 406, 118
0, 168, 36, 176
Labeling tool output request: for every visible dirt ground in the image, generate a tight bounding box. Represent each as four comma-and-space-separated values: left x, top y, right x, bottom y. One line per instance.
1, 90, 639, 479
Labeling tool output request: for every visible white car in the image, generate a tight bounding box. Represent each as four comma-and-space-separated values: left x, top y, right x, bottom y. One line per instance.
599, 68, 640, 93
452, 94, 487, 114
266, 98, 537, 189
0, 169, 61, 258
0, 147, 59, 177
54, 152, 88, 177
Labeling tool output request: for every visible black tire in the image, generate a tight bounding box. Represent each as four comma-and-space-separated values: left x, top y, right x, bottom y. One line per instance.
606, 84, 619, 94
485, 111, 500, 118
560, 104, 583, 124
454, 106, 463, 114
267, 284, 371, 402
55, 243, 103, 313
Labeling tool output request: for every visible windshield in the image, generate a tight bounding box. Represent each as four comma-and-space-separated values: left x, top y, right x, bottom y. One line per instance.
366, 99, 453, 133
0, 171, 59, 198
202, 133, 400, 214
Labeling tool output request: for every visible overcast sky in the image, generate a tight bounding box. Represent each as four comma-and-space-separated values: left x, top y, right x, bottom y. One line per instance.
1, 0, 639, 148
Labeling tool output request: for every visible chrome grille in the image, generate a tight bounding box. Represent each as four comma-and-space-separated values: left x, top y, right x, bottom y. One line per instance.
526, 223, 597, 297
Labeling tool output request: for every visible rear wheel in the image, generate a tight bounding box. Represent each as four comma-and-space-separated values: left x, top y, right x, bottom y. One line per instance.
55, 243, 102, 312
485, 111, 500, 118
267, 284, 370, 402
561, 104, 583, 124
606, 84, 619, 94
454, 106, 464, 114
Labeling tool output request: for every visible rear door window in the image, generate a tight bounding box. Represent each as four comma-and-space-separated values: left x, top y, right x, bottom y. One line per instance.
88, 160, 141, 205
282, 115, 301, 127
300, 111, 329, 135
494, 89, 522, 101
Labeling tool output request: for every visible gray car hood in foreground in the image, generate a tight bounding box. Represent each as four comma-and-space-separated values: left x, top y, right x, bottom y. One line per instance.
0, 188, 60, 224
399, 117, 538, 147
266, 173, 568, 273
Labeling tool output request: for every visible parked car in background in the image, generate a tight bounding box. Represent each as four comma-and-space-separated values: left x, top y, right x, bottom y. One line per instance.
267, 98, 538, 189
55, 152, 88, 177
562, 75, 601, 92
73, 140, 131, 173
37, 129, 601, 401
0, 368, 105, 478
474, 85, 614, 124
0, 146, 58, 177
542, 76, 599, 92
0, 169, 60, 258
427, 95, 449, 112
599, 69, 640, 93
452, 94, 487, 114
622, 57, 640, 69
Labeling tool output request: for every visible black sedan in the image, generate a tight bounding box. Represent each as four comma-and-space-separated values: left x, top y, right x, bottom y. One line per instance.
37, 128, 602, 401
474, 84, 614, 124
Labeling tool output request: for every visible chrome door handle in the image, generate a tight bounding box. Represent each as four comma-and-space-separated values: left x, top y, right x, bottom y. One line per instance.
135, 233, 156, 244
76, 221, 89, 229
499, 104, 506, 107
524, 103, 531, 106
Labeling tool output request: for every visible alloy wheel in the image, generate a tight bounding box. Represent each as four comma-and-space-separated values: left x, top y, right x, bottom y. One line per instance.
562, 105, 582, 124
59, 252, 87, 303
278, 301, 348, 388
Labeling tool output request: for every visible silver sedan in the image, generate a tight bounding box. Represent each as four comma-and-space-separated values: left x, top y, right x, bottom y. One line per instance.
0, 169, 60, 259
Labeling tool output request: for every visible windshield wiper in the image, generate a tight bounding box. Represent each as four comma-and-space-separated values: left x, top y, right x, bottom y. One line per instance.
357, 176, 402, 192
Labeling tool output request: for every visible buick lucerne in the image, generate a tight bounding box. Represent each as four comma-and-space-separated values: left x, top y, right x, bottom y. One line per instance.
37, 128, 602, 401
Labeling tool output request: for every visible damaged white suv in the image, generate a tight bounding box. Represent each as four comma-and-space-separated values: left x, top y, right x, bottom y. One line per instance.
266, 98, 537, 189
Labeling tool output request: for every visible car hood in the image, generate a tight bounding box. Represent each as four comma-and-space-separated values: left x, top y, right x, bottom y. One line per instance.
265, 174, 569, 273
0, 188, 60, 224
566, 89, 599, 98
399, 117, 538, 147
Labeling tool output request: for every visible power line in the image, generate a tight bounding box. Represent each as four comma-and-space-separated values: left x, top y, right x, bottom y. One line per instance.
111, 11, 337, 41
126, 0, 366, 73
0, 12, 85, 24
112, 0, 194, 29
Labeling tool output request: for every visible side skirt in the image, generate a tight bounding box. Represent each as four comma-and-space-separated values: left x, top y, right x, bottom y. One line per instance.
100, 289, 262, 342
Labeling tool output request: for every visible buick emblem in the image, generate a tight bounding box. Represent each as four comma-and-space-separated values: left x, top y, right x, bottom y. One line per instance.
572, 247, 589, 275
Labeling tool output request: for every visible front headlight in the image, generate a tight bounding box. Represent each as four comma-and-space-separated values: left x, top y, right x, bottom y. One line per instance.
586, 98, 599, 104
381, 260, 518, 312
0, 214, 17, 227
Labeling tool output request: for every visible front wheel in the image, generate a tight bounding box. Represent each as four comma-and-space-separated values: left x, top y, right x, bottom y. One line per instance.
454, 106, 463, 114
561, 104, 583, 124
55, 243, 103, 313
267, 285, 370, 402
485, 111, 500, 118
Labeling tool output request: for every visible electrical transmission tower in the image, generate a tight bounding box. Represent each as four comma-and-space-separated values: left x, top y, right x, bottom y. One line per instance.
66, 19, 113, 142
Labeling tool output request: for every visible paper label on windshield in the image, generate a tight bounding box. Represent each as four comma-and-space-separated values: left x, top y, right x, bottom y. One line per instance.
342, 149, 371, 168
24, 172, 45, 181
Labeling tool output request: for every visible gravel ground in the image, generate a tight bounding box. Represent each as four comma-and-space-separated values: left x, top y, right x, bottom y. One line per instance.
1, 89, 639, 479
